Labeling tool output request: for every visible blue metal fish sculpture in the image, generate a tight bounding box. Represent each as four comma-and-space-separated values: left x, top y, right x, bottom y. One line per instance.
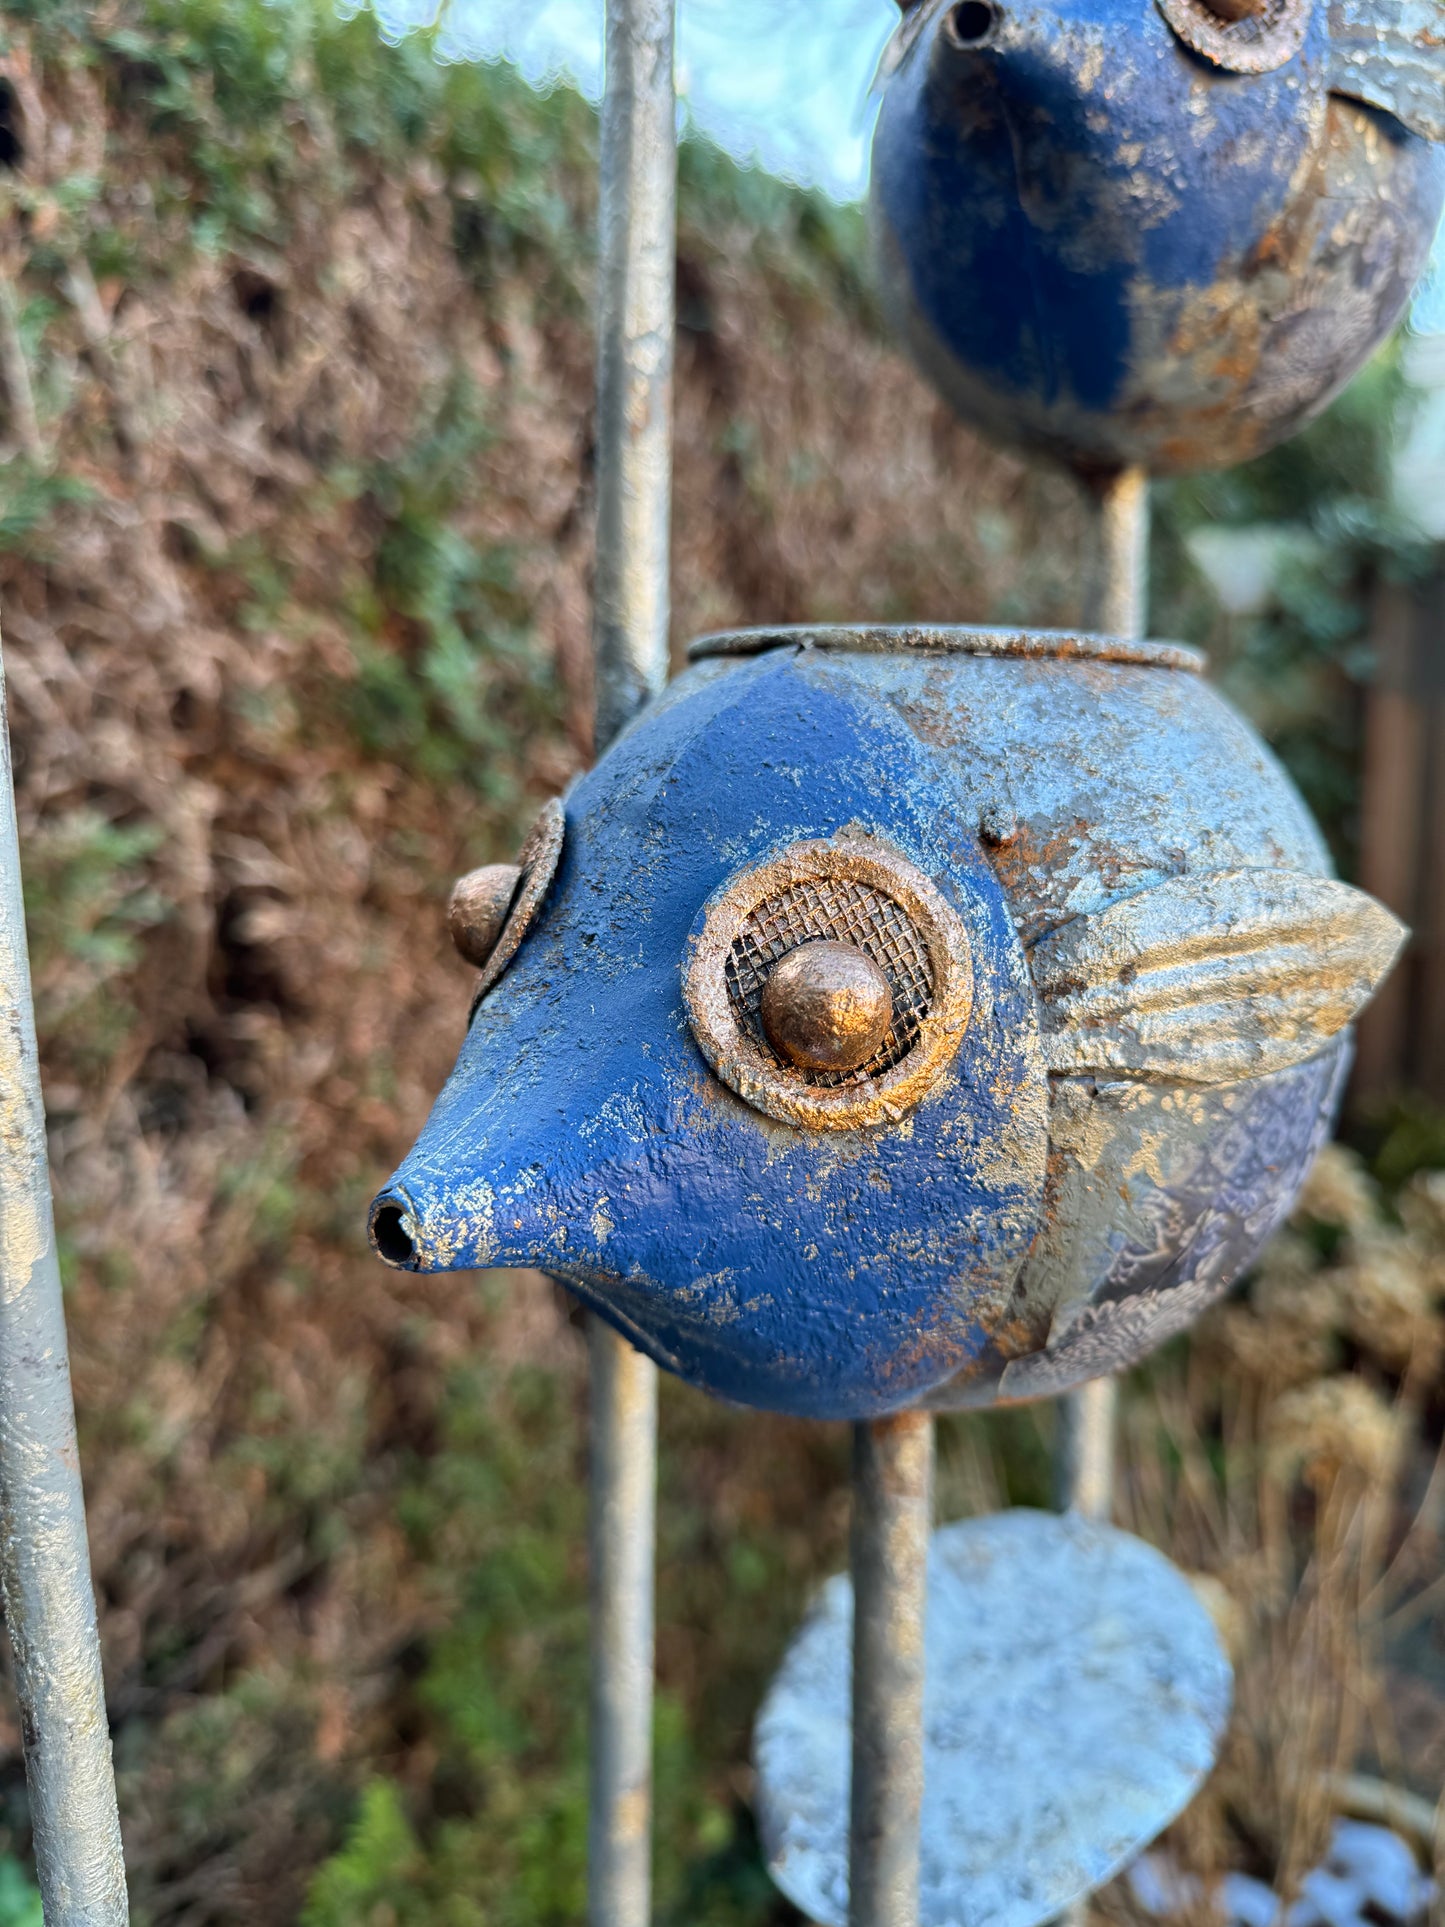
369, 630, 1404, 1422
870, 0, 1445, 473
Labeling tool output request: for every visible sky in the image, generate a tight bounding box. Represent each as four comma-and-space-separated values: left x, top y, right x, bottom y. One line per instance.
350, 0, 1445, 328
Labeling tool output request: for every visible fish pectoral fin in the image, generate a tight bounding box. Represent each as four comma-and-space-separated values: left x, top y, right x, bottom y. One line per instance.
1032, 869, 1407, 1085
1325, 0, 1445, 144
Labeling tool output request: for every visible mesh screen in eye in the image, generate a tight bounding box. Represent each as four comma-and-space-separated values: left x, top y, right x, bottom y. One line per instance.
684, 834, 974, 1132
723, 878, 935, 1088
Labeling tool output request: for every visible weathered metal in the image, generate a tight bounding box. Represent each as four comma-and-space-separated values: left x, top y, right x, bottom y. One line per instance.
448, 864, 522, 968
370, 624, 1402, 1421
587, 1314, 658, 1927
755, 1511, 1232, 1927
584, 0, 676, 1920
848, 1413, 934, 1927
0, 646, 129, 1923
761, 941, 896, 1075
592, 0, 676, 754
1056, 1378, 1119, 1521
1082, 468, 1150, 642
468, 798, 565, 1014
684, 833, 977, 1132
870, 0, 1445, 475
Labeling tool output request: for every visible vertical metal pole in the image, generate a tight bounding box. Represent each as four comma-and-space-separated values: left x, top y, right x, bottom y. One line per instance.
1082, 465, 1150, 642
589, 1322, 659, 1927
592, 0, 677, 755
849, 1412, 934, 1927
0, 645, 129, 1925
1055, 1378, 1118, 1524
588, 4, 675, 1925
1059, 463, 1149, 1536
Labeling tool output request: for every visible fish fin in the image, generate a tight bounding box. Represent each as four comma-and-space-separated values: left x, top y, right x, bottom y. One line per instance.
1325, 0, 1445, 143
1032, 870, 1407, 1084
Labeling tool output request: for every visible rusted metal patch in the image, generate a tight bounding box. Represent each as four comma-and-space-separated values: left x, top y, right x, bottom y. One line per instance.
468, 796, 565, 1016
1156, 0, 1312, 72
684, 834, 974, 1130
688, 625, 1205, 675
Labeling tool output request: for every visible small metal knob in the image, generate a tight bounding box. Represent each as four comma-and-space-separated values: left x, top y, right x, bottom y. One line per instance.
761, 941, 894, 1075
449, 864, 521, 968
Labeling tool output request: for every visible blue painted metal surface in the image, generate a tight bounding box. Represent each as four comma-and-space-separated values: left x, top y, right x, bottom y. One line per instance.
372, 646, 1047, 1420
370, 630, 1405, 1422
870, 0, 1445, 474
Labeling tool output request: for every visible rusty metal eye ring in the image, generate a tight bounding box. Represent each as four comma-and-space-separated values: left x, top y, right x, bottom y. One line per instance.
467, 797, 565, 1018
1154, 0, 1310, 73
684, 835, 974, 1132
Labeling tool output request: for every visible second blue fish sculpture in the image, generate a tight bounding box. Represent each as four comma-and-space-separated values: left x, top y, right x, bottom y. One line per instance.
870, 0, 1445, 473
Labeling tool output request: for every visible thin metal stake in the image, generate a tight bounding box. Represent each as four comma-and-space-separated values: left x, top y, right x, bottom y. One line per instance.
1082, 465, 1150, 643
588, 1322, 659, 1927
1055, 1377, 1118, 1524
0, 642, 129, 1924
587, 2, 676, 1923
849, 1411, 935, 1927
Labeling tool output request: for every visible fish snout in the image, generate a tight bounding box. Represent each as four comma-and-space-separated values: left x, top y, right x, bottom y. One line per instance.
940, 0, 1003, 50
367, 1161, 512, 1275
368, 1187, 425, 1271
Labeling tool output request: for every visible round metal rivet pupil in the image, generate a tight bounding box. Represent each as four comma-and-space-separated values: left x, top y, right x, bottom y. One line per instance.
760, 941, 895, 1075
945, 0, 1000, 47
449, 863, 522, 968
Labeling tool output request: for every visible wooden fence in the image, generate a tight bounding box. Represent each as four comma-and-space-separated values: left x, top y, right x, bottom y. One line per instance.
1354, 574, 1445, 1103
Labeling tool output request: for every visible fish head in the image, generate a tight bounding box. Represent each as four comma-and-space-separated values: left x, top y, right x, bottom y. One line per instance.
369, 648, 1049, 1421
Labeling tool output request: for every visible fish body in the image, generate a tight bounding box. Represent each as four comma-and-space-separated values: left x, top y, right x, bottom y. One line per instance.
870, 0, 1445, 473
370, 631, 1403, 1422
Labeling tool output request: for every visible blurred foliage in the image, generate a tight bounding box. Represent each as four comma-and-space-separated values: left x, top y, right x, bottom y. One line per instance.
1152, 349, 1437, 874
0, 1861, 41, 1927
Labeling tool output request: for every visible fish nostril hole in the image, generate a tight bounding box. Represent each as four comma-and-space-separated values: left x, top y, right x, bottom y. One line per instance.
371, 1205, 416, 1267
945, 0, 1000, 46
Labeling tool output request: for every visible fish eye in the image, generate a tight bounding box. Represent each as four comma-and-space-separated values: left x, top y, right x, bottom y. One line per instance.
450, 797, 565, 1016
1154, 0, 1308, 74
684, 834, 974, 1131
944, 0, 1001, 48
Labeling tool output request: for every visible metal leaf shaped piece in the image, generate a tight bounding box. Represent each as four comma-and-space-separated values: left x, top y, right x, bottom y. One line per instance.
1032, 870, 1407, 1084
1326, 0, 1445, 143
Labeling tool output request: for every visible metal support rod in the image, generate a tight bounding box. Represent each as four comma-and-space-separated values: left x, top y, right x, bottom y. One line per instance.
1055, 1377, 1119, 1523
0, 645, 128, 1924
588, 1321, 659, 1927
1060, 464, 1149, 1536
587, 3, 676, 1924
592, 0, 677, 754
849, 1411, 935, 1927
1082, 465, 1150, 642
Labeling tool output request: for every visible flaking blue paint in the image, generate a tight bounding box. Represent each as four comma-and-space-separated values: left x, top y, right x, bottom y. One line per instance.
375, 649, 1049, 1421
372, 632, 1405, 1418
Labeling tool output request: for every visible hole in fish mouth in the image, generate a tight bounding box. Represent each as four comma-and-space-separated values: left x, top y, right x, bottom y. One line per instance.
945, 0, 1000, 47
371, 1205, 416, 1267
